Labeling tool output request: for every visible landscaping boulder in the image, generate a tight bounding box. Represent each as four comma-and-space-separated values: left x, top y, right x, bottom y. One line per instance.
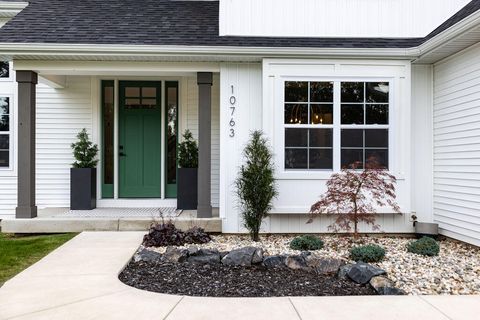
133, 248, 162, 263
305, 257, 345, 275
187, 249, 221, 264
347, 262, 386, 284
187, 246, 199, 256
163, 246, 189, 263
222, 247, 263, 266
262, 255, 286, 268
338, 264, 354, 280
285, 255, 310, 271
370, 276, 406, 295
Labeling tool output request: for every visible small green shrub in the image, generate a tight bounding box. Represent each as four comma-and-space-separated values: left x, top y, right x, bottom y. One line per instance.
407, 236, 440, 256
289, 235, 324, 251
350, 244, 385, 262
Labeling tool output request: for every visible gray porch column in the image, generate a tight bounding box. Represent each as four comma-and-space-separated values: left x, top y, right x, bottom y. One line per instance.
197, 72, 213, 218
16, 71, 38, 219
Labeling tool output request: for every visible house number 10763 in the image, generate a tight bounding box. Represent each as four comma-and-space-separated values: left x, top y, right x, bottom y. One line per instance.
229, 85, 236, 137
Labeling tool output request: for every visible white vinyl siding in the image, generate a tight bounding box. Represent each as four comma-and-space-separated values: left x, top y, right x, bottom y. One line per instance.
37, 76, 93, 208
181, 75, 220, 208
433, 43, 480, 246
220, 0, 470, 38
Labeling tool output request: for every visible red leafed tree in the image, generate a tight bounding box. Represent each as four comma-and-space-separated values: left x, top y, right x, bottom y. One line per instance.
308, 159, 400, 237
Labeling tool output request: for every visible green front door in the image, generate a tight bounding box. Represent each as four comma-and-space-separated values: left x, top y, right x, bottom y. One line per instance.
119, 81, 162, 198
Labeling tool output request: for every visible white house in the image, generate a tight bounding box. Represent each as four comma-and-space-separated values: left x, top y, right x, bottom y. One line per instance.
0, 0, 479, 246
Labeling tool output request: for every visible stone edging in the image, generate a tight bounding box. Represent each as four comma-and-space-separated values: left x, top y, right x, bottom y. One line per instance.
136, 245, 406, 295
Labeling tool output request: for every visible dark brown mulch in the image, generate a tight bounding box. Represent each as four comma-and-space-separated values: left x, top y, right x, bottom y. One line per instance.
119, 260, 377, 297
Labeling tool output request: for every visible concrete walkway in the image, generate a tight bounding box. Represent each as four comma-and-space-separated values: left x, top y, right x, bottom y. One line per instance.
0, 232, 478, 320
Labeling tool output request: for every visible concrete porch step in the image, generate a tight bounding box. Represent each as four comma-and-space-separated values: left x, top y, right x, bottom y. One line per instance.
0, 217, 222, 233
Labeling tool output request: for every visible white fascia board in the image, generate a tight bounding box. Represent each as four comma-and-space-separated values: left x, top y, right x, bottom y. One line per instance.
0, 43, 417, 60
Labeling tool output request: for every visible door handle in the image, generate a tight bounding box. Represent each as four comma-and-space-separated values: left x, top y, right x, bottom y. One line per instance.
119, 152, 127, 157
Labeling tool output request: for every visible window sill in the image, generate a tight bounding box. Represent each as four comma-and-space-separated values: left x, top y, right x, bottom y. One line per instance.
276, 170, 406, 181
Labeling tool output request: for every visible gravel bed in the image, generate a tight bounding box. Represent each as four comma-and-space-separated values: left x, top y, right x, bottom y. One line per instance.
119, 260, 376, 297
147, 235, 480, 295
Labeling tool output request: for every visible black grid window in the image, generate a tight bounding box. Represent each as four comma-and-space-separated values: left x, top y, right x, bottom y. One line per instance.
0, 97, 10, 168
284, 81, 334, 170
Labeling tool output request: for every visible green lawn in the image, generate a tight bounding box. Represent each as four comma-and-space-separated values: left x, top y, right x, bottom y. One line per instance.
0, 233, 77, 285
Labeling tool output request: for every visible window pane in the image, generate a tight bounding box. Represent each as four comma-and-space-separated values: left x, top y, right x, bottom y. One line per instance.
0, 115, 9, 131
142, 87, 156, 98
366, 82, 389, 103
341, 82, 364, 102
0, 62, 8, 78
0, 134, 8, 149
0, 97, 9, 115
366, 104, 388, 124
102, 82, 114, 188
125, 87, 140, 97
310, 82, 333, 102
285, 149, 308, 169
341, 104, 364, 124
310, 129, 333, 148
166, 83, 178, 187
341, 129, 363, 147
0, 150, 8, 167
285, 81, 308, 102
124, 98, 141, 109
366, 149, 388, 168
284, 104, 308, 124
310, 149, 333, 169
310, 104, 333, 124
141, 98, 157, 108
285, 128, 308, 147
341, 149, 363, 169
365, 129, 388, 148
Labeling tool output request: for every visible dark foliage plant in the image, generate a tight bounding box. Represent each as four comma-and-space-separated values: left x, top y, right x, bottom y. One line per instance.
142, 221, 211, 247
407, 236, 440, 256
235, 131, 278, 241
178, 130, 198, 168
350, 244, 386, 263
309, 159, 401, 237
289, 235, 324, 251
71, 128, 98, 168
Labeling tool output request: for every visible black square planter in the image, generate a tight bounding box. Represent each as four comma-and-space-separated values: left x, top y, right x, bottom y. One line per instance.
177, 168, 198, 210
70, 168, 97, 210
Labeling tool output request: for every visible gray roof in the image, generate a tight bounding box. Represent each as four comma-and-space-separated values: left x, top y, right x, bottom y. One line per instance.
0, 0, 478, 49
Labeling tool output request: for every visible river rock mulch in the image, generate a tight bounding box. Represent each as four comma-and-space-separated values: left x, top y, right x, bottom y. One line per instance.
146, 235, 480, 295
119, 259, 376, 297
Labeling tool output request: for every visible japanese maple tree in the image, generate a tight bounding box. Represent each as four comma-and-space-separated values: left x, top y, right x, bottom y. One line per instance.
308, 159, 400, 237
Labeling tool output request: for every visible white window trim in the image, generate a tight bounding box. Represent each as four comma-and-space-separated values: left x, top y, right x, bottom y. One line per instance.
0, 94, 14, 172
275, 76, 396, 180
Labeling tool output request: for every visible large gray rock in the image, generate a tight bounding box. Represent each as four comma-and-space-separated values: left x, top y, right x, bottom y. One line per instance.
163, 246, 189, 263
222, 247, 263, 266
187, 248, 221, 264
133, 249, 163, 263
285, 255, 310, 271
347, 262, 386, 284
262, 255, 286, 268
338, 264, 354, 280
369, 276, 406, 295
306, 257, 345, 275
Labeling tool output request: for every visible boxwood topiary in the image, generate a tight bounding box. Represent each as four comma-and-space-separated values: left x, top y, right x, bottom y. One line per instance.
289, 235, 324, 251
350, 244, 385, 263
407, 236, 440, 256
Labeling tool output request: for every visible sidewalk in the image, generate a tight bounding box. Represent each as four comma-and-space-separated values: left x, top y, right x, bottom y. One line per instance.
0, 232, 478, 320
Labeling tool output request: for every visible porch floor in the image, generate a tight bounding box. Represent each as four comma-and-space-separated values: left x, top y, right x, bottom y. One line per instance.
0, 208, 221, 234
